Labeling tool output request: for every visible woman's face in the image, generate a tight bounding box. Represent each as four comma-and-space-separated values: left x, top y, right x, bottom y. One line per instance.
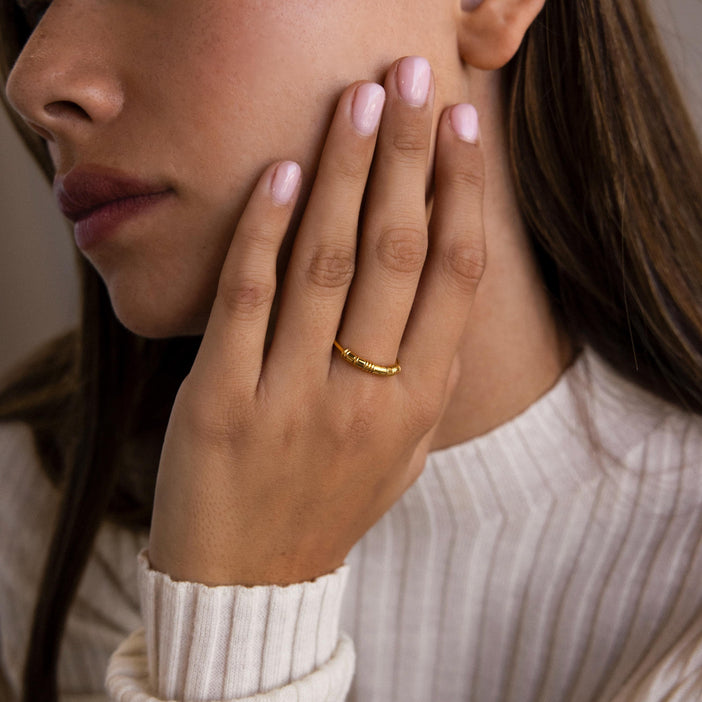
6, 0, 468, 337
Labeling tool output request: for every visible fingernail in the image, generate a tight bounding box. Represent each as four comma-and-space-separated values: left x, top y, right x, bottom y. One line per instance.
449, 104, 480, 144
270, 161, 301, 205
397, 56, 431, 107
461, 0, 484, 9
352, 83, 386, 136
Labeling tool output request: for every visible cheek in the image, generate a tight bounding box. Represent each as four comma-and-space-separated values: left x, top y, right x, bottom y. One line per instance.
149, 2, 397, 155
99, 0, 465, 337
158, 23, 322, 178
140, 0, 456, 188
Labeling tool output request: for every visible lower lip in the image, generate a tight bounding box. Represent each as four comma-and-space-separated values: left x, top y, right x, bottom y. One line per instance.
74, 191, 174, 249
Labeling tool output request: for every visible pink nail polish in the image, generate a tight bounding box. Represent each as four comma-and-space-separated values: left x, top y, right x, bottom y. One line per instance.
397, 56, 431, 107
449, 104, 480, 144
271, 161, 301, 205
352, 83, 385, 136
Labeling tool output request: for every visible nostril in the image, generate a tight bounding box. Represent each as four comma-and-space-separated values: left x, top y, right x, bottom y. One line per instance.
44, 100, 91, 121
25, 119, 53, 141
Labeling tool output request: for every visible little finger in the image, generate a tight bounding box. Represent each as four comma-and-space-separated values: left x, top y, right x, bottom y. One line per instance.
401, 104, 485, 387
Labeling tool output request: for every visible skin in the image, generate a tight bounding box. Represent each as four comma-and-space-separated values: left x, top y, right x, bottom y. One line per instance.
7, 0, 469, 336
6, 0, 571, 585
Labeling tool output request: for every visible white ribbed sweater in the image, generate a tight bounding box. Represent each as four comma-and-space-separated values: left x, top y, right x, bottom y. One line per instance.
1, 349, 702, 701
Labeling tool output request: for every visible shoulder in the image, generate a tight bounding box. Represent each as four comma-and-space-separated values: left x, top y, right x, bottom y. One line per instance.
578, 348, 702, 465
568, 349, 702, 516
0, 421, 61, 560
435, 347, 702, 478
428, 347, 702, 504
0, 421, 147, 692
0, 422, 61, 696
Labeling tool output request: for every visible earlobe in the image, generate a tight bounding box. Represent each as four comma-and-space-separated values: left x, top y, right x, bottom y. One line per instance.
457, 0, 546, 71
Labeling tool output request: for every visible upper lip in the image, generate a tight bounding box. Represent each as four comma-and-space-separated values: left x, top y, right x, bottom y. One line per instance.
54, 167, 173, 222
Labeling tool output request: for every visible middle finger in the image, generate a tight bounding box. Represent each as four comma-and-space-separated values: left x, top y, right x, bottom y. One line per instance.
266, 80, 385, 380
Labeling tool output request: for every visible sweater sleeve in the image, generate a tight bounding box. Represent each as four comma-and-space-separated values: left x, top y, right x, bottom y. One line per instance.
105, 551, 355, 701
609, 614, 702, 701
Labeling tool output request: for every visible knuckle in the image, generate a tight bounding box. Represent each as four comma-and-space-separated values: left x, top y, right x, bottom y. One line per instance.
191, 407, 232, 444
277, 409, 309, 447
241, 224, 283, 257
443, 240, 486, 291
244, 222, 276, 245
182, 388, 246, 446
391, 125, 429, 161
376, 226, 427, 275
451, 167, 484, 192
341, 409, 376, 442
404, 393, 443, 435
333, 153, 368, 185
218, 279, 275, 320
329, 384, 383, 438
305, 244, 356, 290
337, 401, 381, 443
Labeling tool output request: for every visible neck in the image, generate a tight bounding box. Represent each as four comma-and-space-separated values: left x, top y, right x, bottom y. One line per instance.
431, 70, 573, 450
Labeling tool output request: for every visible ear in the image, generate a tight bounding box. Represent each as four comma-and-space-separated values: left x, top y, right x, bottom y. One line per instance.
457, 0, 546, 70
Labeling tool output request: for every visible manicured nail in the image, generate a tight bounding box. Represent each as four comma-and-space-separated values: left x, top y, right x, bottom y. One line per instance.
352, 83, 386, 136
270, 161, 301, 205
461, 0, 484, 9
397, 56, 431, 107
449, 104, 480, 144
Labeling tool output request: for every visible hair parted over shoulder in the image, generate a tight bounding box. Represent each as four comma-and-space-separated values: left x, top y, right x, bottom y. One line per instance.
0, 0, 701, 698
505, 0, 702, 411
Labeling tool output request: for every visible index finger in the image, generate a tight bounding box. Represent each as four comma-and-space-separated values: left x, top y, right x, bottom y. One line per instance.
192, 160, 302, 399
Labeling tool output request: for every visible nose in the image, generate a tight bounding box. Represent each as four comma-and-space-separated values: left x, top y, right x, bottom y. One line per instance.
5, 8, 124, 144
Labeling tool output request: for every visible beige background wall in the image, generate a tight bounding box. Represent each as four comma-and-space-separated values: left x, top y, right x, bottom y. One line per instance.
1, 1, 701, 377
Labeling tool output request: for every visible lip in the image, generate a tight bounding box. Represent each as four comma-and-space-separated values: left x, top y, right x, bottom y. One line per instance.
54, 166, 174, 249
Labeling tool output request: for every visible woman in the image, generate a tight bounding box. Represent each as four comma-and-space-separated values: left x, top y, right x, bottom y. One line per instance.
1, 0, 701, 700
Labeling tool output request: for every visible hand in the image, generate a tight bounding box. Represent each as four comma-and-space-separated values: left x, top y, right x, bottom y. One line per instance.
148, 56, 486, 586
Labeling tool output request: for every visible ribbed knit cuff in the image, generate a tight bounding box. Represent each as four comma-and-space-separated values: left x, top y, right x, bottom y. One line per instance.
133, 549, 350, 700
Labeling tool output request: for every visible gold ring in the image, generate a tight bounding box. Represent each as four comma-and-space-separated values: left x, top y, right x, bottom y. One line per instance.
333, 340, 401, 377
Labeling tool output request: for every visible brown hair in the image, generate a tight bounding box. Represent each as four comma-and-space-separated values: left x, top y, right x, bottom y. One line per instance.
1, 0, 701, 698
507, 1, 702, 409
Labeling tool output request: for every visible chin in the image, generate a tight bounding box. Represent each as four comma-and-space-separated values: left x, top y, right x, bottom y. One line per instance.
93, 253, 217, 338
108, 287, 211, 340
114, 308, 208, 340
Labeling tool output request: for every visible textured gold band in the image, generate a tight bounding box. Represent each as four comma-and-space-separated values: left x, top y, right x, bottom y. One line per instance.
333, 340, 401, 377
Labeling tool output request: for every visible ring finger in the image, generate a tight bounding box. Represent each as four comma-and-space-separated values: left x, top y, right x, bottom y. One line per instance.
334, 56, 434, 373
